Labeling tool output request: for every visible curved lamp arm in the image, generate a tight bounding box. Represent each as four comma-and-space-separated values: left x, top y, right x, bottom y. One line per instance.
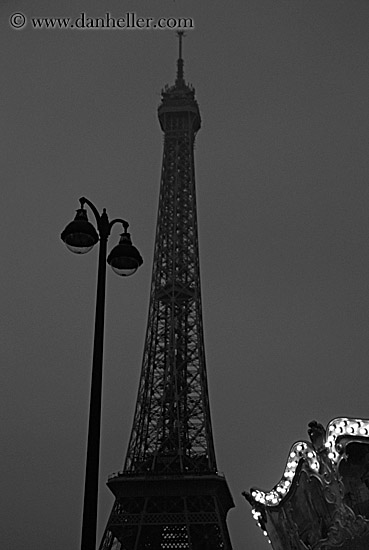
79, 197, 129, 238
109, 218, 129, 233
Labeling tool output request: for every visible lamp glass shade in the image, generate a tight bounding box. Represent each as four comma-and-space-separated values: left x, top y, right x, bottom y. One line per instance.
61, 209, 99, 254
64, 234, 96, 254
107, 233, 143, 277
110, 259, 139, 277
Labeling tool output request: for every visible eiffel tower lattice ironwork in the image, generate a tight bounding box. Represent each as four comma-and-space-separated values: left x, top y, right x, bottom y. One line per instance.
99, 33, 234, 550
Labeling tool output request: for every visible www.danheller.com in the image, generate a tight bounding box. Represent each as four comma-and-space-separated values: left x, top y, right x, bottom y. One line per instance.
9, 12, 194, 30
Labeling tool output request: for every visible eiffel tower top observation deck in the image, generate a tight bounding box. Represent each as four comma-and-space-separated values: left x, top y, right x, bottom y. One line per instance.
158, 31, 201, 130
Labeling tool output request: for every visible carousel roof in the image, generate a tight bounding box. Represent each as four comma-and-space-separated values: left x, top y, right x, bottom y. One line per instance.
244, 418, 369, 549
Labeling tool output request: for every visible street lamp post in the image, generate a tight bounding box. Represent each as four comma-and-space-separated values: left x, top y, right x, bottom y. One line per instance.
61, 197, 143, 550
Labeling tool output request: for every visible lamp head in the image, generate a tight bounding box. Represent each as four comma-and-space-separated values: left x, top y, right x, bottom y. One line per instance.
107, 232, 143, 276
61, 208, 99, 254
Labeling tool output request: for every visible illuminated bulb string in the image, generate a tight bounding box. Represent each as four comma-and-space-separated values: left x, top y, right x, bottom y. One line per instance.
249, 441, 318, 544
325, 417, 369, 462
251, 441, 319, 507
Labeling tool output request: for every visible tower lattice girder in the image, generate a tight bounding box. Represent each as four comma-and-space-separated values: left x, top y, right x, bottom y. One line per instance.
99, 36, 233, 550
125, 110, 215, 476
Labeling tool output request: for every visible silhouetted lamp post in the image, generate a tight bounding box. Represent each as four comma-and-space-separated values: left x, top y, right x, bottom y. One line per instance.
61, 196, 143, 550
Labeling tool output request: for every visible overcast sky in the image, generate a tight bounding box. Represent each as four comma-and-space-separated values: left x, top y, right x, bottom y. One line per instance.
2, 1, 369, 549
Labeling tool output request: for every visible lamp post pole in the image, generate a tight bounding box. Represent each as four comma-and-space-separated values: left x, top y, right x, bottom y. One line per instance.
61, 197, 143, 550
81, 207, 108, 550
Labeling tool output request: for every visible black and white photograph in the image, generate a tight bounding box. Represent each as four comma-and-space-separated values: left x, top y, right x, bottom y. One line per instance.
2, 1, 369, 548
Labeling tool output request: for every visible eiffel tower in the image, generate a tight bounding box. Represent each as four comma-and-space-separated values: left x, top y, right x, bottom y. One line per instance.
99, 33, 234, 550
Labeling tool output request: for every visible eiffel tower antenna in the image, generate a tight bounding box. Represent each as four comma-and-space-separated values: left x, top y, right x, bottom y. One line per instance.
176, 30, 185, 85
